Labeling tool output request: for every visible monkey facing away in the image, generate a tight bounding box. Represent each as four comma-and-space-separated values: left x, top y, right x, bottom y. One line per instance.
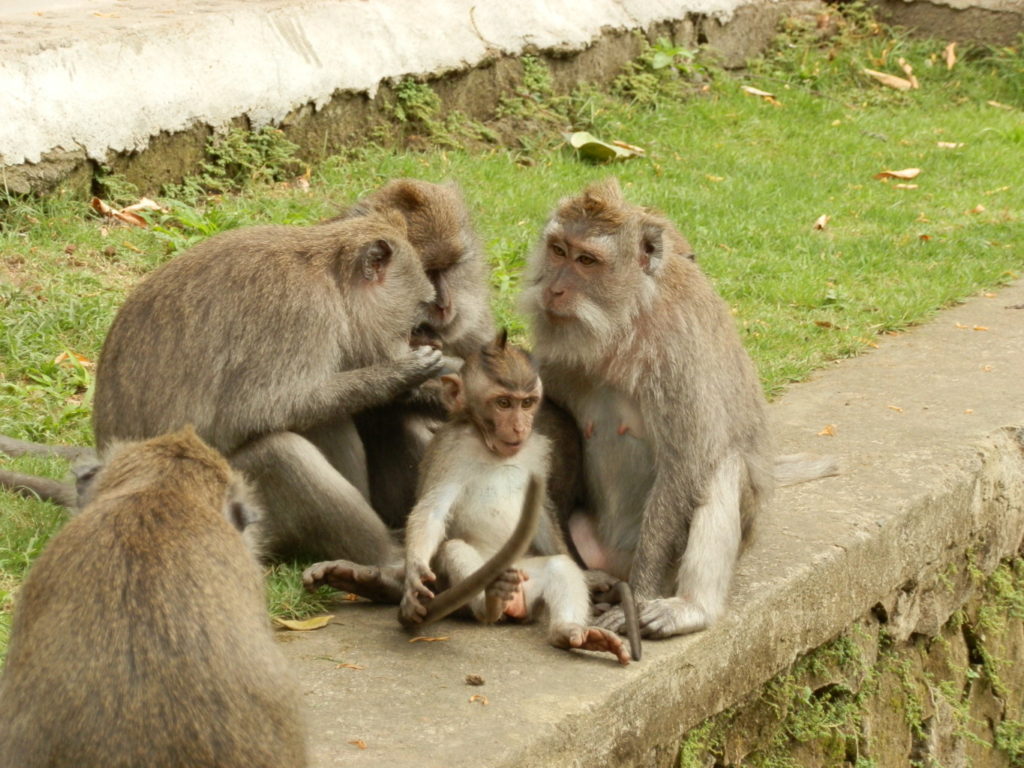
91, 210, 442, 564
397, 332, 633, 665
519, 178, 837, 640
0, 427, 307, 768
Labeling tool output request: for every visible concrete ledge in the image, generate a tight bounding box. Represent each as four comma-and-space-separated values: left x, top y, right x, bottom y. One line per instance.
0, 0, 824, 196
279, 283, 1024, 767
870, 0, 1024, 45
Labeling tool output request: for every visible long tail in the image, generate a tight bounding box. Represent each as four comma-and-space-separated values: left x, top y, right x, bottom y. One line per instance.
0, 469, 77, 507
0, 433, 95, 462
774, 453, 839, 487
410, 474, 543, 628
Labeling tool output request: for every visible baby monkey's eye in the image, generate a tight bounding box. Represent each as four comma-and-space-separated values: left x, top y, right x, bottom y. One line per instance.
521, 397, 538, 409
495, 397, 512, 409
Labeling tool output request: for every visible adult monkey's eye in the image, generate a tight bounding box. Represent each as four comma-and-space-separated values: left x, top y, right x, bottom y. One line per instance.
551, 243, 567, 258
577, 253, 597, 266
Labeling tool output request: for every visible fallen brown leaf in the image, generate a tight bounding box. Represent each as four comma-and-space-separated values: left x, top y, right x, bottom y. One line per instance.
967, 204, 986, 214
964, 409, 974, 414
336, 663, 365, 670
943, 42, 957, 70
894, 183, 919, 190
897, 58, 920, 89
469, 694, 489, 706
348, 740, 368, 750
818, 424, 837, 437
936, 141, 964, 149
812, 214, 830, 230
90, 197, 162, 228
863, 68, 913, 91
342, 592, 361, 601
987, 100, 1013, 110
919, 234, 932, 241
955, 322, 970, 329
740, 85, 781, 106
465, 674, 485, 686
973, 325, 989, 331
272, 615, 333, 631
874, 168, 921, 180
409, 635, 450, 643
984, 293, 997, 298
814, 320, 835, 329
981, 365, 994, 372
887, 405, 904, 413
53, 351, 94, 368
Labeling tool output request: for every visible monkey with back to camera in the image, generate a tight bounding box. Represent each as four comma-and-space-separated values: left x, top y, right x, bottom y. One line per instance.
519, 178, 837, 640
0, 427, 306, 768
396, 331, 633, 665
91, 208, 443, 565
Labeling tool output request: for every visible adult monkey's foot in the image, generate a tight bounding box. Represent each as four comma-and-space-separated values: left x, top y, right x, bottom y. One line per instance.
302, 559, 404, 603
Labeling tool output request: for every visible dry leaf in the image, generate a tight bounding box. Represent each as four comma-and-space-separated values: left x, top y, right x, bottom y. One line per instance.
894, 183, 919, 190
887, 405, 904, 413
985, 186, 1010, 195
955, 322, 970, 329
53, 351, 94, 368
967, 204, 986, 214
984, 293, 997, 298
705, 174, 725, 182
937, 142, 964, 149
273, 615, 333, 631
814, 320, 835, 329
981, 365, 994, 372
973, 325, 989, 331
943, 42, 957, 70
90, 197, 161, 228
348, 740, 368, 750
863, 68, 913, 91
987, 100, 1013, 110
919, 234, 932, 241
874, 168, 921, 180
897, 58, 920, 89
465, 674, 485, 686
469, 694, 489, 706
336, 663, 365, 670
740, 85, 781, 105
964, 409, 974, 414
409, 635, 450, 643
342, 593, 361, 601
813, 214, 830, 230
818, 424, 837, 437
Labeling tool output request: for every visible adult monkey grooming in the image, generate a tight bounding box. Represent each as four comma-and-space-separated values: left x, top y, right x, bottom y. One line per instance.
520, 178, 836, 640
0, 428, 306, 767
398, 332, 634, 664
93, 211, 441, 563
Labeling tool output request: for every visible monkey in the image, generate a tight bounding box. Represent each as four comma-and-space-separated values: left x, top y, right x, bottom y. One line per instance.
396, 331, 634, 665
91, 209, 443, 564
518, 177, 837, 640
303, 179, 497, 594
0, 427, 307, 768
0, 435, 94, 507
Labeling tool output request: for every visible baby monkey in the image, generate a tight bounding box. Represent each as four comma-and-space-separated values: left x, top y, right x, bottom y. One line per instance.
399, 331, 633, 665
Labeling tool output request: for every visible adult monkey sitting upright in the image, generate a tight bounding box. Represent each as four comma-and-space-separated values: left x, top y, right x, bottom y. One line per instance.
519, 178, 836, 640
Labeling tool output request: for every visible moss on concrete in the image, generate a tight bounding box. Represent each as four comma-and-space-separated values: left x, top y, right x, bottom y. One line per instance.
678, 558, 1024, 767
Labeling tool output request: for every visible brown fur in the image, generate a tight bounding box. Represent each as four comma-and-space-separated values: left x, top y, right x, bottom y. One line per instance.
0, 427, 306, 767
91, 211, 439, 562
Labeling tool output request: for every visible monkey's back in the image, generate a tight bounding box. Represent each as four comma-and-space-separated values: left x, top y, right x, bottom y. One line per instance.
92, 224, 352, 454
0, 489, 306, 768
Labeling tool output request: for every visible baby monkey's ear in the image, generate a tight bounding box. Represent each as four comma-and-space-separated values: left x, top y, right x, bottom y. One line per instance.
440, 374, 465, 414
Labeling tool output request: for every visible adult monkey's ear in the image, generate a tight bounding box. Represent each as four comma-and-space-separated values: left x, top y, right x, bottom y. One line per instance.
358, 238, 394, 282
639, 218, 666, 276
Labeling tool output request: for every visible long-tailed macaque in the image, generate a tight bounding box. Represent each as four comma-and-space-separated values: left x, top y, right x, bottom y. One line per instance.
519, 178, 836, 640
345, 180, 496, 527
92, 211, 441, 563
0, 427, 306, 768
398, 332, 633, 664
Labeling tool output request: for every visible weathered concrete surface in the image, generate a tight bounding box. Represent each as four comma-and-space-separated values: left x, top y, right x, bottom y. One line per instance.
870, 0, 1024, 45
1, 0, 822, 195
278, 284, 1024, 768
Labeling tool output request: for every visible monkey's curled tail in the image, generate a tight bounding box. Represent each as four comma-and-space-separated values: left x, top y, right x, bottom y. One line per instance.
774, 453, 839, 487
412, 475, 543, 628
0, 468, 77, 507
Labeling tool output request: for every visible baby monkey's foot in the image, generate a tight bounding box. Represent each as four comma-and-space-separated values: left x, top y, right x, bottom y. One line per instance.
549, 623, 631, 666
302, 560, 404, 603
482, 568, 528, 623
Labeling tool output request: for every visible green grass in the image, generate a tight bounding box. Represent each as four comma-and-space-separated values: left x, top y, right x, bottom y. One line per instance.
1, 6, 1022, 654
